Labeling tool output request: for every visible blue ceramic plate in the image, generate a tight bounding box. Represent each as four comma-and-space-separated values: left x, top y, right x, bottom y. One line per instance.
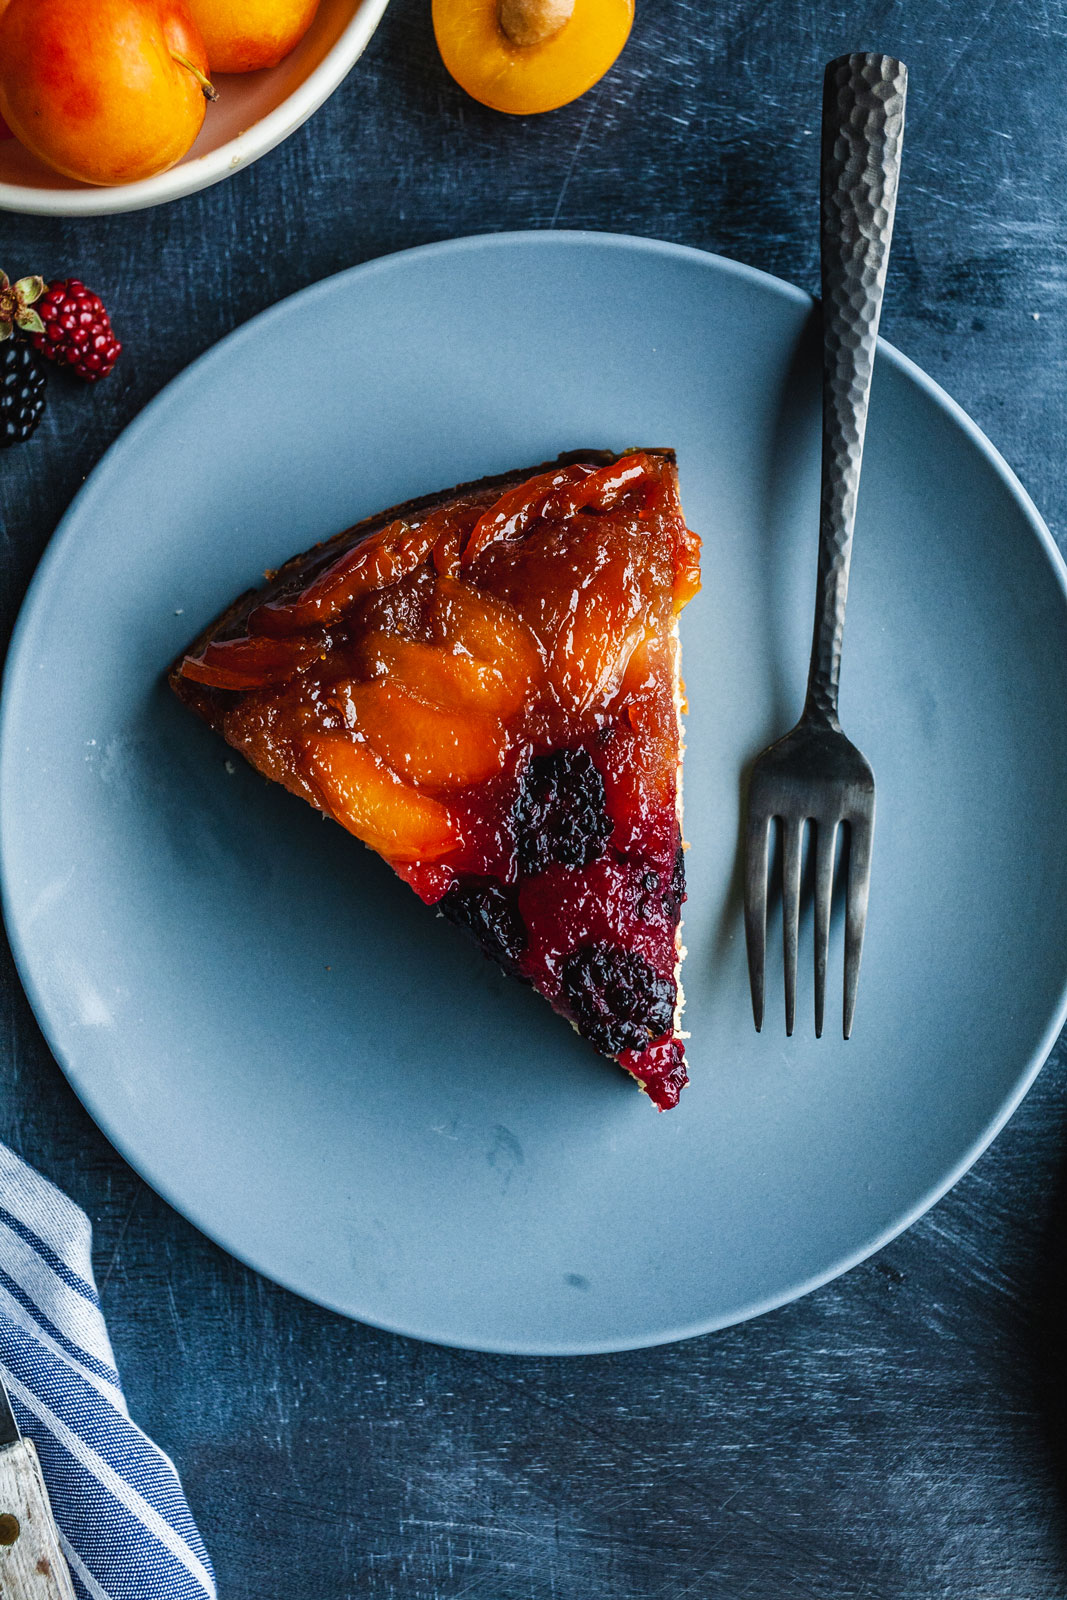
4, 233, 1067, 1355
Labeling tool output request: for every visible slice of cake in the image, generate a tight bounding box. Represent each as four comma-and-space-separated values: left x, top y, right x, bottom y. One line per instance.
170, 450, 701, 1108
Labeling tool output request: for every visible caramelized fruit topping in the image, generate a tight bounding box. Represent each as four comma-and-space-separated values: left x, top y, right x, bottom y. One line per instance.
181, 632, 325, 691
179, 451, 699, 1105
304, 736, 460, 863
439, 877, 527, 970
248, 519, 439, 637
562, 942, 676, 1057
514, 747, 611, 875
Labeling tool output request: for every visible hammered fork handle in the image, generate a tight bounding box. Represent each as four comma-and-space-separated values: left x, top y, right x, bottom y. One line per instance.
806, 54, 907, 728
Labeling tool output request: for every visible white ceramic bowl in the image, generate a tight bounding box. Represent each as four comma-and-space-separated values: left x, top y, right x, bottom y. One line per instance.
0, 0, 391, 216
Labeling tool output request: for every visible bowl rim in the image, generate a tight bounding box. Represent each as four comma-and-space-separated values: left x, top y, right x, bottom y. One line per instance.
0, 0, 392, 217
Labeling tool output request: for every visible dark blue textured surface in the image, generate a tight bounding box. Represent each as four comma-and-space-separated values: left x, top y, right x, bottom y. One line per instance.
2, 0, 1067, 1593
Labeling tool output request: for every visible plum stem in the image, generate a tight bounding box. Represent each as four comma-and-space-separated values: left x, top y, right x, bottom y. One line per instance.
171, 51, 219, 101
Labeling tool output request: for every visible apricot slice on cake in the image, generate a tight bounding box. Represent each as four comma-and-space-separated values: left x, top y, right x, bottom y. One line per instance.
355, 633, 520, 720
340, 682, 506, 792
304, 736, 460, 862
248, 520, 439, 636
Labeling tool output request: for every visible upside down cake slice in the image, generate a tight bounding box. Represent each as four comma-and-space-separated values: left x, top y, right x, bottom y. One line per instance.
170, 449, 701, 1108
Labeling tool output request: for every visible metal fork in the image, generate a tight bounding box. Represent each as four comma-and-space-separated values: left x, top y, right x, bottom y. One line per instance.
743, 53, 907, 1039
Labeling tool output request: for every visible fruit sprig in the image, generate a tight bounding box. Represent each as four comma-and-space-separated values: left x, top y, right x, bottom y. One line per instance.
0, 272, 47, 340
0, 272, 121, 449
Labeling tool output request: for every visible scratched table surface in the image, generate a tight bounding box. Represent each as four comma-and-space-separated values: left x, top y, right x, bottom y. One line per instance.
3, 2, 1067, 1595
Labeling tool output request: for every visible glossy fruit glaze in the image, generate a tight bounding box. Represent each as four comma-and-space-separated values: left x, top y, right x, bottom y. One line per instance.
178, 451, 701, 1107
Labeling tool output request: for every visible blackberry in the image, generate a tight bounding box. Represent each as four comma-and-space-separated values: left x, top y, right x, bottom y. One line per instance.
440, 877, 527, 970
664, 844, 687, 920
514, 747, 612, 876
635, 869, 660, 923
562, 942, 676, 1057
0, 341, 45, 448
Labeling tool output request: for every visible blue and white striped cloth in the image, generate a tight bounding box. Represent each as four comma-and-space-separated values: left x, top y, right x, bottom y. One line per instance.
0, 1142, 215, 1599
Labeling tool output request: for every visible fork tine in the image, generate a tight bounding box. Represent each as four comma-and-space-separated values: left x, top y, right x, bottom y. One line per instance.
843, 813, 874, 1039
743, 810, 771, 1032
781, 817, 804, 1037
812, 818, 839, 1039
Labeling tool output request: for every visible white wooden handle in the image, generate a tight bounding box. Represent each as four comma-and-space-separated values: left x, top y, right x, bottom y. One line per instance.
0, 1439, 76, 1599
